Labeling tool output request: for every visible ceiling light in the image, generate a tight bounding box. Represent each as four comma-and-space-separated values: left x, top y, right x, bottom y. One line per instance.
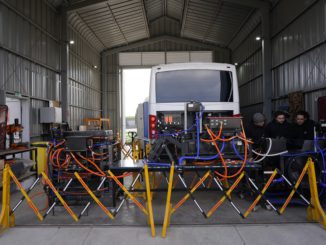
69, 40, 75, 45
234, 63, 238, 66
93, 65, 98, 69
255, 36, 261, 41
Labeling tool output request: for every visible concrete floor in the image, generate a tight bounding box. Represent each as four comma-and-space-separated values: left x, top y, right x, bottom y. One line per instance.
0, 223, 325, 245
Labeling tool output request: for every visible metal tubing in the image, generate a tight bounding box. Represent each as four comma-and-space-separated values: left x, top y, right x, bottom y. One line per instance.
42, 175, 77, 221
213, 177, 244, 218
115, 172, 142, 214
108, 170, 148, 215
43, 177, 73, 218
178, 174, 207, 218
78, 177, 106, 218
277, 170, 311, 206
11, 176, 40, 213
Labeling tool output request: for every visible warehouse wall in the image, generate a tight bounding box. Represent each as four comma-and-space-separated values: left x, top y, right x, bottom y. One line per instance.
0, 0, 102, 139
67, 26, 102, 130
102, 39, 230, 133
0, 0, 61, 139
231, 0, 325, 122
271, 0, 324, 120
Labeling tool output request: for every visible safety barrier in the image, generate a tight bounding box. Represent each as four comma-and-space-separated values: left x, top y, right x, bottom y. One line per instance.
1, 158, 325, 238
161, 158, 326, 238
0, 164, 155, 237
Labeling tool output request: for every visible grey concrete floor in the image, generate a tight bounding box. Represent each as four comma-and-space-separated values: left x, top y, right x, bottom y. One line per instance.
0, 223, 325, 245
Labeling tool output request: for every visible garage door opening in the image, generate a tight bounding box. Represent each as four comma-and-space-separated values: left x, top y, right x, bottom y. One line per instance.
122, 68, 151, 145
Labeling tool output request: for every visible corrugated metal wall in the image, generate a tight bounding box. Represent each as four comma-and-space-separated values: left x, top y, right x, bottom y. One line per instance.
230, 11, 263, 122
0, 0, 102, 139
102, 40, 230, 133
0, 0, 61, 139
67, 26, 102, 130
271, 0, 325, 120
230, 0, 325, 121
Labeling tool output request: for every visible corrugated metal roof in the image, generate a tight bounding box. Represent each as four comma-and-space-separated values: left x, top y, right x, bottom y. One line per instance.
65, 0, 268, 51
69, 0, 149, 49
181, 0, 252, 46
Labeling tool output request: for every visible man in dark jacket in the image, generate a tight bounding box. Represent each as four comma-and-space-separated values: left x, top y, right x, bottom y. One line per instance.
287, 111, 316, 149
246, 112, 266, 149
291, 111, 315, 140
265, 111, 291, 139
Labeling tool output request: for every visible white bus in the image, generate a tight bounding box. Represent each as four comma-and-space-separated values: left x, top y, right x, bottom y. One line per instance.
148, 62, 240, 139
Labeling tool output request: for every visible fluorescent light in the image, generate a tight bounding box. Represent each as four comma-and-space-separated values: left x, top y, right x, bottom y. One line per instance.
69, 40, 75, 44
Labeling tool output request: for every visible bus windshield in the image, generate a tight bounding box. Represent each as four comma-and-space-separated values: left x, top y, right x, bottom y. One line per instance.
155, 69, 233, 103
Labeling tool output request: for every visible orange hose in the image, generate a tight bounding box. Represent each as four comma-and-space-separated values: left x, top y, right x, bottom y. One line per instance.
198, 121, 250, 179
205, 126, 228, 180
70, 153, 105, 177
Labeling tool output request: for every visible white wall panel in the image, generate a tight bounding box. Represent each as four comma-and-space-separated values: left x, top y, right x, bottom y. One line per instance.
119, 53, 142, 66
166, 52, 190, 63
142, 52, 165, 65
190, 51, 213, 62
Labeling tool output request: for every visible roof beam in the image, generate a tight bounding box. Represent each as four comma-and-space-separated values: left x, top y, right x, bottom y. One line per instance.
66, 0, 108, 12
222, 0, 268, 8
105, 2, 129, 44
141, 0, 150, 38
149, 15, 180, 25
102, 35, 228, 56
180, 0, 189, 37
203, 1, 223, 42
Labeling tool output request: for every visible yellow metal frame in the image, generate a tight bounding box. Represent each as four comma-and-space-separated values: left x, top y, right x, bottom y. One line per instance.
108, 165, 156, 237
74, 172, 114, 220
1, 157, 325, 237
280, 161, 310, 214
41, 172, 78, 222
244, 170, 278, 218
206, 172, 245, 218
306, 158, 326, 229
0, 165, 15, 233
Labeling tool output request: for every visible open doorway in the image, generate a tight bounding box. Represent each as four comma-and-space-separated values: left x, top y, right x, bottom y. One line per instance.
122, 68, 151, 145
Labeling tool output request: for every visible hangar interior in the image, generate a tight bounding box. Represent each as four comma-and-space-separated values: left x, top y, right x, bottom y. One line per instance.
1, 0, 325, 135
1, 0, 326, 244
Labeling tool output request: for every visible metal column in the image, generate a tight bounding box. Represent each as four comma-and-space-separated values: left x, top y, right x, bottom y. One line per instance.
261, 5, 272, 121
60, 10, 70, 123
101, 55, 107, 120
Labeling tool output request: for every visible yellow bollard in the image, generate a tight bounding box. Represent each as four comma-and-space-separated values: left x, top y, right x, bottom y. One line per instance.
144, 164, 156, 237
0, 164, 15, 233
306, 158, 326, 229
162, 163, 174, 238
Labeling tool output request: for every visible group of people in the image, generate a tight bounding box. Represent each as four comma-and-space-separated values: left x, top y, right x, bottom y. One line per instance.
245, 110, 316, 150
